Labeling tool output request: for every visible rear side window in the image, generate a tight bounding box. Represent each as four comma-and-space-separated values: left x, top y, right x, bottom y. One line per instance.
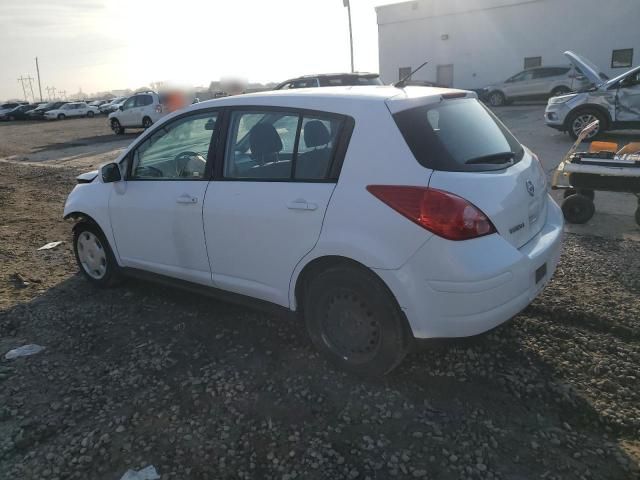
223, 110, 346, 181
136, 95, 153, 107
393, 98, 524, 172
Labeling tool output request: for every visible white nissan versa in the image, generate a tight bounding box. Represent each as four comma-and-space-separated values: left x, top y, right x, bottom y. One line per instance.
64, 86, 563, 375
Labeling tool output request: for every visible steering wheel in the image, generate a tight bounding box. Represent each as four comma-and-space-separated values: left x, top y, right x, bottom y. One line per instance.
175, 151, 206, 178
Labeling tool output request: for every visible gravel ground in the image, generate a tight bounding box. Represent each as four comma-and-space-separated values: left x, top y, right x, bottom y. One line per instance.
0, 161, 639, 480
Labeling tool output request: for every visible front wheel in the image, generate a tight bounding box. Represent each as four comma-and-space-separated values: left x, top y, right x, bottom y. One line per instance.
488, 91, 506, 107
303, 265, 411, 376
57, 114, 65, 120
567, 109, 604, 140
110, 118, 125, 135
142, 116, 153, 129
73, 222, 121, 287
87, 111, 95, 118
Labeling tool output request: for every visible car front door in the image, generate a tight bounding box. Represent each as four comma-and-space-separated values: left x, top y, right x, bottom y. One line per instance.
109, 110, 220, 285
503, 70, 533, 98
202, 108, 350, 307
615, 71, 640, 123
119, 96, 137, 126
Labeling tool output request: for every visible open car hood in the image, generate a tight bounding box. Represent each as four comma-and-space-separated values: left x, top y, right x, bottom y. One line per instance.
603, 64, 640, 89
564, 51, 608, 87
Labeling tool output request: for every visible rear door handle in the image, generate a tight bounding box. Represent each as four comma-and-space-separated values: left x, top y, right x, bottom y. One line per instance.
287, 199, 318, 211
176, 194, 198, 204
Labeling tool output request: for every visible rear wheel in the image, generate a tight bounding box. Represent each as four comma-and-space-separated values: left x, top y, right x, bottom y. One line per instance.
567, 109, 605, 140
488, 91, 506, 107
87, 110, 95, 118
73, 222, 121, 287
110, 118, 125, 135
303, 265, 411, 376
142, 116, 153, 129
562, 194, 595, 224
551, 86, 571, 98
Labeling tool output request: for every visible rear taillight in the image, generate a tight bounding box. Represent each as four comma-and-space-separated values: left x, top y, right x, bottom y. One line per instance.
156, 105, 162, 113
366, 185, 496, 241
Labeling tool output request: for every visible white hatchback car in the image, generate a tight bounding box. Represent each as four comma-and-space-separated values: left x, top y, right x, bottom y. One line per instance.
45, 102, 99, 120
64, 86, 563, 375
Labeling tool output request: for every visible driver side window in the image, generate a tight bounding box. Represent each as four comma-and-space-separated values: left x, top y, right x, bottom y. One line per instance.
130, 112, 218, 180
122, 97, 136, 110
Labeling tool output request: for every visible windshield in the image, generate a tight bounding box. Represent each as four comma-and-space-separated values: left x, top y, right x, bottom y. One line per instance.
393, 98, 524, 172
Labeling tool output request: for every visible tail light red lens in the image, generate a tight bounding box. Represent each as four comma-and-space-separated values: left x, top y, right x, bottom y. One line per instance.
366, 185, 497, 241
156, 105, 162, 113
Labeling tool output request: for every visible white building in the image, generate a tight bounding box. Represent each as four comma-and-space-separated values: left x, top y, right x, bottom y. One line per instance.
377, 0, 640, 89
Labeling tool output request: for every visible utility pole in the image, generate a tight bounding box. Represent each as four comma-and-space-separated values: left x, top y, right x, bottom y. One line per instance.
46, 86, 55, 100
59, 90, 66, 100
343, 0, 354, 73
26, 76, 35, 102
35, 57, 43, 102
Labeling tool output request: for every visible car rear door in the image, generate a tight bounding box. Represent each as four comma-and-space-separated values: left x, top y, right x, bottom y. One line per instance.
109, 109, 220, 285
202, 107, 351, 307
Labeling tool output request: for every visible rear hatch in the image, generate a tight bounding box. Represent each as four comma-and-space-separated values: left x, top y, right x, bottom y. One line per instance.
389, 93, 547, 248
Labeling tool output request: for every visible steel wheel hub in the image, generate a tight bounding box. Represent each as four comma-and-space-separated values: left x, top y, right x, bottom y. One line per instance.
321, 292, 381, 361
77, 231, 107, 279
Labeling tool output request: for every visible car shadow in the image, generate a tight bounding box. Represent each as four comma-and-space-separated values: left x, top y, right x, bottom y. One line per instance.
0, 272, 637, 479
31, 132, 140, 153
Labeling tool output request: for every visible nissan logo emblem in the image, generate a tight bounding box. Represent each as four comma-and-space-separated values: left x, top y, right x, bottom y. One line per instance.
526, 180, 535, 197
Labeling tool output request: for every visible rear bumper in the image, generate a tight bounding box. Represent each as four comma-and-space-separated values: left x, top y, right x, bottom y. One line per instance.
375, 195, 564, 338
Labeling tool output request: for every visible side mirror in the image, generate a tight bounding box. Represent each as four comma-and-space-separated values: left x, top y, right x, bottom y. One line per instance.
118, 105, 124, 111
102, 163, 122, 183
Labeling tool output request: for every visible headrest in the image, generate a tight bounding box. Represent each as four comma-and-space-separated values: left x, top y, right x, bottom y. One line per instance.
249, 123, 283, 157
304, 120, 330, 148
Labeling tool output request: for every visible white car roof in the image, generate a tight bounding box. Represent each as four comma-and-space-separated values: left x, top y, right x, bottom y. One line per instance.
180, 86, 474, 117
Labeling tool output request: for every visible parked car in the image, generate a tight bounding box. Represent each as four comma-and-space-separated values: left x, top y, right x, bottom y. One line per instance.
545, 51, 640, 139
99, 97, 127, 114
1, 103, 38, 121
481, 65, 592, 107
108, 91, 168, 134
274, 72, 383, 90
64, 86, 563, 375
89, 100, 108, 107
0, 102, 27, 116
28, 101, 68, 119
44, 102, 99, 120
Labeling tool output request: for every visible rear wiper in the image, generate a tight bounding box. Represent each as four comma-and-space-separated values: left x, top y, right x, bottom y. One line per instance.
465, 151, 515, 165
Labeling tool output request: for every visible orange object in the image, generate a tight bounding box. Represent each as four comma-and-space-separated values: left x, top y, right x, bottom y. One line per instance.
617, 142, 640, 155
589, 141, 618, 153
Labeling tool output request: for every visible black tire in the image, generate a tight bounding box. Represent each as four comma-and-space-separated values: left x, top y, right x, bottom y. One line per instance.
303, 265, 411, 376
87, 110, 95, 118
562, 194, 595, 224
567, 109, 605, 140
635, 207, 640, 227
110, 119, 125, 135
488, 91, 506, 107
57, 113, 65, 120
142, 116, 153, 129
73, 222, 121, 288
563, 188, 594, 201
551, 86, 571, 98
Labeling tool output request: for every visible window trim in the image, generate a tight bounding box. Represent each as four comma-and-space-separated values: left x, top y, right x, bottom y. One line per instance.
125, 108, 222, 182
611, 48, 633, 69
213, 105, 355, 183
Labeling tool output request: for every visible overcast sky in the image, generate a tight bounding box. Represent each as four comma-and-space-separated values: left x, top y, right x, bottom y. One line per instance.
0, 0, 400, 101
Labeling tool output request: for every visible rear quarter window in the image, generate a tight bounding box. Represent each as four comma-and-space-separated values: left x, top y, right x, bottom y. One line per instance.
393, 98, 524, 172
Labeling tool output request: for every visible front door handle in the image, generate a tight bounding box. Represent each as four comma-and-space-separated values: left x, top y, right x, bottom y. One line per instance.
287, 199, 318, 211
176, 194, 198, 204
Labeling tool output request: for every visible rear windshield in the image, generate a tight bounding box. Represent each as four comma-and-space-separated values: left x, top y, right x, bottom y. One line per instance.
393, 98, 524, 172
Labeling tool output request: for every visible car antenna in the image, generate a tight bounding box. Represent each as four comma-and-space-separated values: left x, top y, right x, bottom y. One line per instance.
394, 61, 430, 89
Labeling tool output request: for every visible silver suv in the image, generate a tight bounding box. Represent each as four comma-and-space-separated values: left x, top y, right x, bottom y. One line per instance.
545, 51, 640, 139
482, 65, 590, 107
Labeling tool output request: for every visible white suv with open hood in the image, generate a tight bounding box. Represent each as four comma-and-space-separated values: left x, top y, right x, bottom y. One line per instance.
545, 51, 640, 139
64, 86, 563, 375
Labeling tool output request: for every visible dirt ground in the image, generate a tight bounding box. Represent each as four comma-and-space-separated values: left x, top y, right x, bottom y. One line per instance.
0, 117, 639, 479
